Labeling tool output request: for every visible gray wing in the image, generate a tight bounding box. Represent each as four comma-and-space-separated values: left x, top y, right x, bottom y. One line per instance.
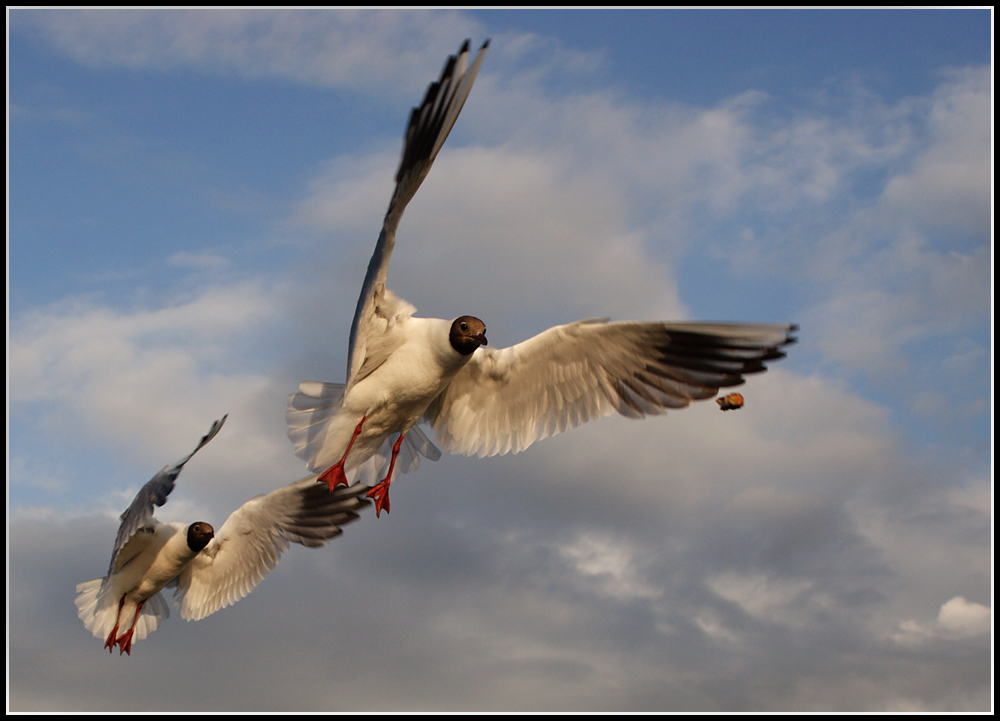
346, 39, 489, 389
424, 321, 797, 457
107, 415, 227, 577
174, 478, 370, 621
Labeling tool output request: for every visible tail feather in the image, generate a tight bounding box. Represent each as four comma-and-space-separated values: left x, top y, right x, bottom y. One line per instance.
407, 424, 442, 462
75, 578, 109, 640
75, 578, 169, 648
286, 382, 348, 470
131, 593, 170, 643
345, 430, 439, 486
286, 381, 441, 473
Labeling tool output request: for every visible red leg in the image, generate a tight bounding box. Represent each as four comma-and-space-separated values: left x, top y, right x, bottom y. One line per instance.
366, 433, 405, 518
104, 594, 126, 653
317, 416, 366, 492
114, 599, 145, 656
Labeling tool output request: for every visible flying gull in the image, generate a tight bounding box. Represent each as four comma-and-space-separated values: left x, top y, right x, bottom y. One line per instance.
76, 416, 369, 654
287, 40, 796, 516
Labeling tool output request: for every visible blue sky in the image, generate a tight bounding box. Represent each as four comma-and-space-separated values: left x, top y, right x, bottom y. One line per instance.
8, 9, 992, 712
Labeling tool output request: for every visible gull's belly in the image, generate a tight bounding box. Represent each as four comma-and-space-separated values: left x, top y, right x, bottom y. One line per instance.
345, 341, 457, 442
119, 524, 193, 602
353, 358, 446, 430
107, 523, 193, 630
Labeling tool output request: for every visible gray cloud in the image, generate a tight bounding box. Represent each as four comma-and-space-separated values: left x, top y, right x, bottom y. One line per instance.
9, 437, 991, 710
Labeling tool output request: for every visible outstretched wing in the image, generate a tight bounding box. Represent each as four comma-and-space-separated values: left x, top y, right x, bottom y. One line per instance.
424, 321, 797, 457
346, 40, 489, 390
174, 479, 370, 621
107, 415, 227, 577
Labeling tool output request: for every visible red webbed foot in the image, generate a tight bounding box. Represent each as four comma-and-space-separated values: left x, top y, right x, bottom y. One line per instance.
114, 599, 145, 656
316, 416, 366, 493
366, 480, 391, 517
104, 625, 119, 653
115, 629, 136, 656
317, 462, 349, 492
365, 433, 405, 518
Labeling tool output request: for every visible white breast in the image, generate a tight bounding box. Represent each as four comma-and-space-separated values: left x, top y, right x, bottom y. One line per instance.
109, 523, 196, 603
338, 317, 470, 460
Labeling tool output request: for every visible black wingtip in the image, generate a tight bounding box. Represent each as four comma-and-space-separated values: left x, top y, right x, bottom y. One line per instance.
199, 414, 228, 446
481, 39, 490, 50
392, 39, 487, 188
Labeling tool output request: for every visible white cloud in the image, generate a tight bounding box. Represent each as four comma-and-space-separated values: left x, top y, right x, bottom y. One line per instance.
892, 596, 991, 646
559, 533, 661, 601
793, 73, 989, 384
10, 283, 272, 403
15, 10, 483, 96
880, 68, 991, 238
946, 480, 991, 514
295, 143, 687, 330
936, 596, 991, 637
8, 281, 305, 506
692, 611, 740, 643
853, 475, 991, 647
522, 368, 895, 523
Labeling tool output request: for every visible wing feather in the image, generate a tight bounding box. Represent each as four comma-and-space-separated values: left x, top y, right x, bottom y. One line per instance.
106, 416, 227, 579
346, 40, 489, 390
174, 479, 370, 621
425, 321, 797, 458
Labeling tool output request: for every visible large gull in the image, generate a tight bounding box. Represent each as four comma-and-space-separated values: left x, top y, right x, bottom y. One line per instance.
287, 40, 797, 516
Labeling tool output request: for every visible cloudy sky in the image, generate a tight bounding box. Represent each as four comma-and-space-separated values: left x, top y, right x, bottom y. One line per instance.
8, 9, 992, 712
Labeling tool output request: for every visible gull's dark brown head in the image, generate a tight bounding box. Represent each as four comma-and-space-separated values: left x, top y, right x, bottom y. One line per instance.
187, 522, 215, 552
449, 316, 487, 356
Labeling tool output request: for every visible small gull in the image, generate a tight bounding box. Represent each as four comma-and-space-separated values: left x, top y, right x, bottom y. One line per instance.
76, 416, 369, 654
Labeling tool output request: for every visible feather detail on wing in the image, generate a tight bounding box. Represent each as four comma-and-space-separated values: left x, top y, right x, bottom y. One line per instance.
109, 526, 157, 576
351, 289, 416, 386
424, 320, 797, 458
346, 40, 489, 390
174, 479, 370, 621
107, 415, 227, 579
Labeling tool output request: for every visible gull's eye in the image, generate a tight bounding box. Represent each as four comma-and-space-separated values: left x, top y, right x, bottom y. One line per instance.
460, 322, 468, 331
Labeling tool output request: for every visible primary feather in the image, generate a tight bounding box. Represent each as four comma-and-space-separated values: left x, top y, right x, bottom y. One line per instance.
424, 321, 797, 458
176, 478, 370, 621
